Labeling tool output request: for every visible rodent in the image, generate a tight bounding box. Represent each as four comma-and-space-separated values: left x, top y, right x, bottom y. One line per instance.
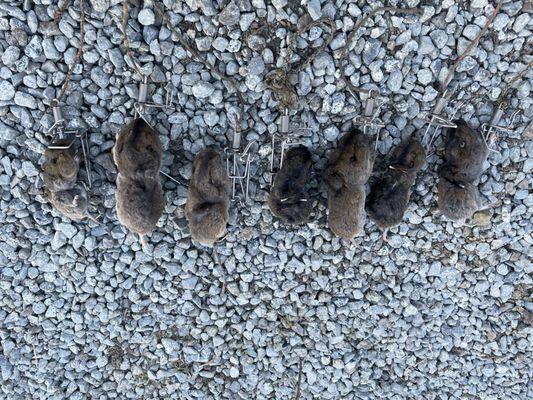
115, 174, 165, 251
113, 117, 165, 251
185, 148, 231, 246
323, 129, 374, 239
112, 117, 163, 180
48, 184, 100, 224
42, 139, 80, 192
437, 119, 489, 221
268, 145, 313, 225
366, 138, 426, 233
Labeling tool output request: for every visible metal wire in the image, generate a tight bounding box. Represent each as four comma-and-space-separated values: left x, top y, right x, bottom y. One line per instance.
339, 6, 423, 98
265, 16, 336, 112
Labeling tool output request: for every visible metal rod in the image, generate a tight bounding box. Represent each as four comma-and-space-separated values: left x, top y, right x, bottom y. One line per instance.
160, 170, 182, 185
232, 127, 241, 151
232, 154, 238, 199
138, 81, 149, 104
245, 156, 251, 203
79, 131, 92, 188
489, 107, 504, 127
364, 97, 374, 117
427, 122, 440, 149
269, 133, 276, 184
422, 120, 433, 144
52, 103, 63, 124
280, 108, 290, 134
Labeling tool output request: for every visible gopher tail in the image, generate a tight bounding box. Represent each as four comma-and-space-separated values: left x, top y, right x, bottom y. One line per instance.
87, 213, 102, 226
140, 234, 149, 253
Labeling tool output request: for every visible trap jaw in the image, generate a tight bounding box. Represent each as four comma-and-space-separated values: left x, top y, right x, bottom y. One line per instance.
422, 91, 462, 149
225, 124, 255, 204
46, 99, 92, 188
481, 103, 520, 152
351, 89, 386, 150
133, 76, 174, 127
269, 108, 310, 185
131, 76, 183, 185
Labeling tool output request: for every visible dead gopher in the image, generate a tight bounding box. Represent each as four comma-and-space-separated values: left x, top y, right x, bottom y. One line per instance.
185, 148, 231, 246
366, 138, 425, 232
438, 120, 490, 222
113, 118, 163, 180
115, 173, 165, 251
323, 130, 374, 239
42, 140, 79, 192
268, 146, 313, 225
48, 185, 99, 224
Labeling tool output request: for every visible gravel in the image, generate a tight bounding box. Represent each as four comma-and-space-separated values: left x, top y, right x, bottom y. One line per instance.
0, 80, 15, 101
218, 2, 240, 26
138, 8, 155, 26
191, 81, 215, 98
1, 45, 20, 65
0, 2, 531, 400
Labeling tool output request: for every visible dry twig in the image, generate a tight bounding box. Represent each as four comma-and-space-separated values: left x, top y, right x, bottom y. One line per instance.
295, 358, 303, 400
54, 0, 70, 24
441, 0, 505, 91
498, 59, 533, 105
265, 17, 336, 111
152, 1, 247, 129
122, 0, 144, 78
55, 0, 85, 104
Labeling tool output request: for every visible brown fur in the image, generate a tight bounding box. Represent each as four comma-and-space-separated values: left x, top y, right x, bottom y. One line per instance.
113, 118, 163, 180
438, 178, 481, 221
323, 130, 374, 239
42, 140, 79, 192
185, 148, 231, 246
116, 174, 165, 248
268, 146, 313, 225
328, 187, 366, 239
48, 185, 99, 223
438, 120, 489, 221
366, 139, 426, 229
440, 119, 488, 183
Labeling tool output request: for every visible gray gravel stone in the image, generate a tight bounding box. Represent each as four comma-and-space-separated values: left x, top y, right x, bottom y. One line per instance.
89, 0, 110, 12
0, 121, 18, 140
463, 24, 481, 41
417, 68, 433, 85
0, 81, 15, 101
138, 8, 155, 26
430, 30, 448, 49
25, 35, 43, 58
418, 36, 435, 54
272, 0, 287, 10
470, 0, 488, 7
387, 69, 403, 92
108, 48, 124, 69
307, 0, 322, 20
212, 37, 229, 52
192, 81, 215, 98
90, 67, 110, 88
14, 92, 37, 108
219, 2, 240, 26
493, 13, 510, 30
512, 13, 530, 33
1, 46, 19, 66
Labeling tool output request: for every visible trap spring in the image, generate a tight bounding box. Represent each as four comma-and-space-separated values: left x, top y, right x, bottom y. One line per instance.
47, 100, 93, 189
224, 108, 257, 203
